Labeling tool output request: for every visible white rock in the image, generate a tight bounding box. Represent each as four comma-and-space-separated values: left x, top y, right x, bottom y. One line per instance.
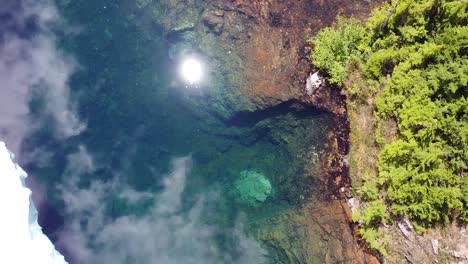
398, 222, 412, 240
431, 239, 439, 255
347, 197, 359, 212
403, 217, 414, 231
305, 71, 324, 96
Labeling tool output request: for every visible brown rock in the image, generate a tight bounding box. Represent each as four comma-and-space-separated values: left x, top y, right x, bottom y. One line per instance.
203, 12, 224, 35
208, 0, 385, 115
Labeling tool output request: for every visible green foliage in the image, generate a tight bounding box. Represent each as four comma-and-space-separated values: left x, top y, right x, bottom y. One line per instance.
362, 0, 467, 226
356, 172, 380, 201
310, 0, 468, 254
370, 0, 468, 225
360, 227, 387, 255
353, 200, 388, 254
363, 200, 387, 226
308, 17, 367, 85
461, 176, 468, 222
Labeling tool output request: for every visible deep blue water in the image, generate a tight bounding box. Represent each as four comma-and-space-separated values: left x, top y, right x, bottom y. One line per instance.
1, 0, 333, 263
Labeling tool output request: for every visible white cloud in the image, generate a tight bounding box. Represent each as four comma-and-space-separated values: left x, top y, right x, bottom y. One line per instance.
65, 145, 94, 176
57, 157, 267, 264
0, 0, 85, 155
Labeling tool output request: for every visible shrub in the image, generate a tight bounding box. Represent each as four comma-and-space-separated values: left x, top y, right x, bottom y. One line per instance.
310, 0, 468, 254
360, 226, 387, 255
309, 17, 367, 86
361, 0, 467, 226
353, 201, 388, 254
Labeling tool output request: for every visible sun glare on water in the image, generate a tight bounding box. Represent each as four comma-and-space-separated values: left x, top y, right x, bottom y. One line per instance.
180, 57, 203, 85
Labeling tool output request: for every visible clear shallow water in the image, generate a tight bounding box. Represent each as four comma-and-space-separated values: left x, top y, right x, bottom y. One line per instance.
7, 0, 333, 263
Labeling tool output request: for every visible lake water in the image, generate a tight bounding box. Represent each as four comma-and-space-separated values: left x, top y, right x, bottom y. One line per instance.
3, 0, 339, 263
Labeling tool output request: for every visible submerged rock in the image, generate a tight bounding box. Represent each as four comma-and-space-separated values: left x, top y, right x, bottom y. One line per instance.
203, 12, 224, 35
234, 170, 272, 206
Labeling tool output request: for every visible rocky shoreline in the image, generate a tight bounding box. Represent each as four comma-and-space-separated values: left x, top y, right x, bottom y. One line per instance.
133, 0, 387, 262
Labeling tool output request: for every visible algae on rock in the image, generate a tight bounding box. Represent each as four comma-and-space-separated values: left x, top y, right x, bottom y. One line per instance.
234, 170, 272, 207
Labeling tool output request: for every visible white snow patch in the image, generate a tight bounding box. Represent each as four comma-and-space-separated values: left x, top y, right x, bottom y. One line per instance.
0, 141, 67, 263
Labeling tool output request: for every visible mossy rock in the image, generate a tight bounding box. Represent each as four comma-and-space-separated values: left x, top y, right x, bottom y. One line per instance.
234, 170, 272, 207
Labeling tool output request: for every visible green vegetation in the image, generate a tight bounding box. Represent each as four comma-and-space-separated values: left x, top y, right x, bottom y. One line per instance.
310, 0, 468, 253
353, 200, 388, 254
308, 17, 367, 85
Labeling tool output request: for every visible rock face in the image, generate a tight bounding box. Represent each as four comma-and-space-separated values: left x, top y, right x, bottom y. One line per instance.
381, 223, 468, 264
196, 0, 374, 115
203, 12, 224, 35
253, 199, 379, 264
142, 0, 383, 118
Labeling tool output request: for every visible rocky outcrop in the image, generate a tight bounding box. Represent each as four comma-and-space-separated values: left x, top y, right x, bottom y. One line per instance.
197, 0, 384, 116
144, 0, 384, 118
202, 11, 224, 35
382, 223, 468, 264
252, 199, 379, 264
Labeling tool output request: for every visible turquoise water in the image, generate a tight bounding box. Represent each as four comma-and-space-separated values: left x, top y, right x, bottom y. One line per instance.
17, 1, 333, 263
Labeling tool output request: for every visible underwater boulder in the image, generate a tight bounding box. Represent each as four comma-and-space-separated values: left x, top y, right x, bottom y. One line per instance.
234, 170, 272, 207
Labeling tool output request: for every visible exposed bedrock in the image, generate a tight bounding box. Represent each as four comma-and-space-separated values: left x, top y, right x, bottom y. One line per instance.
146, 0, 383, 118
